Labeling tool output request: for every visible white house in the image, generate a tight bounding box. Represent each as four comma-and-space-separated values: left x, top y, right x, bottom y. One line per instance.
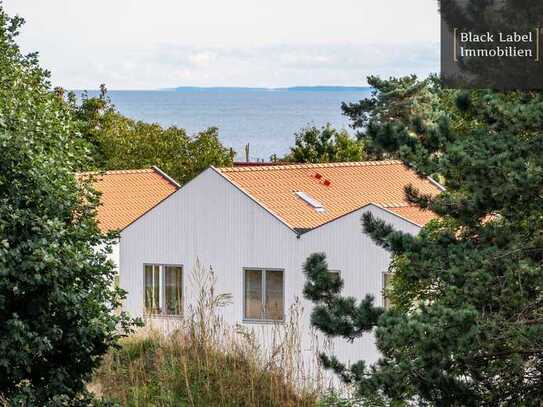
79, 167, 179, 270
118, 160, 443, 366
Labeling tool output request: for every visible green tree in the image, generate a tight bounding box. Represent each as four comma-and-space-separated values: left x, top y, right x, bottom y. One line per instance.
284, 124, 365, 163
74, 88, 234, 184
72, 84, 116, 168
342, 75, 456, 160
304, 76, 543, 405
0, 9, 133, 404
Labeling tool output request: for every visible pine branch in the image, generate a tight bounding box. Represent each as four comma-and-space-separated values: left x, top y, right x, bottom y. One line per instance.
404, 184, 434, 210
303, 253, 383, 342
362, 212, 416, 254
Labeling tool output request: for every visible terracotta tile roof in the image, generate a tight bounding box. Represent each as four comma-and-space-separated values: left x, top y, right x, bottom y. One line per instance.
215, 161, 442, 231
78, 168, 179, 233
383, 205, 438, 227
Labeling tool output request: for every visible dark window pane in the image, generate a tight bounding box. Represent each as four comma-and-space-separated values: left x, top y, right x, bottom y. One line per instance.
245, 269, 263, 319
165, 266, 182, 315
153, 266, 160, 312
144, 266, 153, 313
265, 270, 283, 321
329, 271, 340, 283
145, 265, 160, 314
383, 273, 393, 310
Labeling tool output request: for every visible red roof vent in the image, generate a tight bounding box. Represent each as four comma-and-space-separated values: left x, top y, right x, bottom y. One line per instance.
323, 179, 331, 187
314, 173, 323, 179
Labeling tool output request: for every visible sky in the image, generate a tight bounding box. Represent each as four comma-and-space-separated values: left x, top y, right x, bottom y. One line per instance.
4, 0, 441, 90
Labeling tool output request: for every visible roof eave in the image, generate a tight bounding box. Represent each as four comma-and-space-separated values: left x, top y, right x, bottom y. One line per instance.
295, 203, 426, 236
151, 165, 181, 189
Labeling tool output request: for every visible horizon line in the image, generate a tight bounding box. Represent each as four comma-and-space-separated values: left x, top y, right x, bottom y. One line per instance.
70, 85, 372, 92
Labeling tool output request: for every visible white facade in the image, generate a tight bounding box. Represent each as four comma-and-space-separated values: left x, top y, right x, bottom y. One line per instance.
119, 168, 421, 367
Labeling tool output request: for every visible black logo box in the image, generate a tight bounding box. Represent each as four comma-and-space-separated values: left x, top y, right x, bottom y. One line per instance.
440, 0, 543, 90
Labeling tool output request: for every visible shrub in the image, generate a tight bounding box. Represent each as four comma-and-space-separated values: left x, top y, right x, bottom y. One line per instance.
93, 263, 321, 406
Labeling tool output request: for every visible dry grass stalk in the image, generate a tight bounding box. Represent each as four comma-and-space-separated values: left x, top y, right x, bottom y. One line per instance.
93, 261, 329, 406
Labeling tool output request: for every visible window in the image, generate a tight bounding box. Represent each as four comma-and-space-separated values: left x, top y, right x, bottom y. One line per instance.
144, 265, 161, 314
144, 264, 183, 316
328, 270, 341, 283
265, 270, 283, 320
165, 266, 183, 315
245, 270, 263, 319
244, 269, 284, 321
383, 272, 393, 310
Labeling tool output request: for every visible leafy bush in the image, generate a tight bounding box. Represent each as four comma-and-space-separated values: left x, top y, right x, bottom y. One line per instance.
0, 7, 134, 405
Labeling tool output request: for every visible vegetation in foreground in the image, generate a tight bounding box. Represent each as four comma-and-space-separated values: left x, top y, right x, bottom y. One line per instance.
0, 7, 135, 406
92, 264, 330, 407
94, 332, 317, 407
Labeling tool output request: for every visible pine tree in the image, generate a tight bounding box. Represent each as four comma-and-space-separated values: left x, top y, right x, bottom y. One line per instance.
303, 77, 543, 404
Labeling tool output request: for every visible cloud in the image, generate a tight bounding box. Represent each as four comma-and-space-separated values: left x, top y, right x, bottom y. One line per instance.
4, 0, 440, 89
32, 40, 437, 90
138, 42, 439, 88
188, 52, 215, 68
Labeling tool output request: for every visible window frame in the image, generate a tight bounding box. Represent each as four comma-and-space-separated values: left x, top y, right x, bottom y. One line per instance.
143, 263, 184, 317
242, 267, 285, 323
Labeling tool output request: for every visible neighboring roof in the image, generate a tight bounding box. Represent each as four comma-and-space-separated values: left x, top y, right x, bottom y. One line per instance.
380, 204, 438, 228
234, 161, 287, 167
78, 167, 180, 233
215, 160, 443, 232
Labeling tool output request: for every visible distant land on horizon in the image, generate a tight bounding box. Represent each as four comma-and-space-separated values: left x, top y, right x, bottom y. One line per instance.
166, 86, 371, 92
71, 86, 372, 92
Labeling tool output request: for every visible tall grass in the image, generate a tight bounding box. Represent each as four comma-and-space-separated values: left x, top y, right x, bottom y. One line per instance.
92, 263, 326, 406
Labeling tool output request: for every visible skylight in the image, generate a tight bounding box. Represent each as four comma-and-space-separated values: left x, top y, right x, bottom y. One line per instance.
294, 191, 326, 213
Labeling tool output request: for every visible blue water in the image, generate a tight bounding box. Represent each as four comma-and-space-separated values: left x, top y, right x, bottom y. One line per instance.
77, 89, 371, 160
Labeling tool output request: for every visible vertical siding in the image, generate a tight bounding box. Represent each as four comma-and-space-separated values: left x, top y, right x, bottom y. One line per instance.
120, 168, 420, 367
298, 206, 420, 364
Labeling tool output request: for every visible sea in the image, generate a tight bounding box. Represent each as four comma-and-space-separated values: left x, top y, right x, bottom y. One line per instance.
76, 87, 371, 161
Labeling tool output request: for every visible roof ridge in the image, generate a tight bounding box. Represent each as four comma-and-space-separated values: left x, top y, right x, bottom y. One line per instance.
77, 168, 156, 176
216, 160, 404, 173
